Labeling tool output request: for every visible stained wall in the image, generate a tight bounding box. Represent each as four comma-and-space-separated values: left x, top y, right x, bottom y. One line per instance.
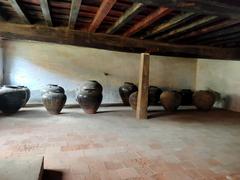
3, 40, 197, 104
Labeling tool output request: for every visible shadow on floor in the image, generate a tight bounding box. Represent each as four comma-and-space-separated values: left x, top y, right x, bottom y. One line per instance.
43, 170, 63, 180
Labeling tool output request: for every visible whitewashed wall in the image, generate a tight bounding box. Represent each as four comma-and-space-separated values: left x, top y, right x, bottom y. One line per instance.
3, 40, 197, 104
196, 59, 240, 112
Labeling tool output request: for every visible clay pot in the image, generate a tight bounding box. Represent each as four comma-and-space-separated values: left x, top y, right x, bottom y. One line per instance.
160, 91, 182, 111
77, 80, 103, 114
180, 89, 193, 105
119, 82, 138, 105
42, 85, 66, 114
18, 86, 31, 106
193, 90, 216, 110
149, 86, 162, 105
129, 91, 150, 111
41, 84, 65, 95
0, 85, 27, 114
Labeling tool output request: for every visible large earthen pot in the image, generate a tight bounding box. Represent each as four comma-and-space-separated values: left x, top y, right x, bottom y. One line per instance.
149, 86, 162, 105
160, 91, 182, 111
77, 80, 103, 114
119, 82, 138, 105
193, 90, 216, 110
180, 89, 193, 105
129, 91, 150, 111
42, 85, 67, 114
18, 86, 31, 106
0, 85, 27, 114
41, 84, 65, 95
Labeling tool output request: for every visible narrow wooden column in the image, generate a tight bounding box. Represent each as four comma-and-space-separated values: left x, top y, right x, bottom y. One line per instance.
136, 53, 150, 119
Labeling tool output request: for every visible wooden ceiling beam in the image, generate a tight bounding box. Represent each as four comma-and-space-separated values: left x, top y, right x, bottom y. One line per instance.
88, 0, 116, 33
128, 0, 240, 20
68, 0, 82, 29
156, 16, 218, 41
106, 3, 144, 34
202, 33, 240, 46
9, 0, 30, 24
0, 22, 239, 60
170, 20, 240, 43
123, 7, 172, 37
40, 0, 52, 26
143, 12, 196, 39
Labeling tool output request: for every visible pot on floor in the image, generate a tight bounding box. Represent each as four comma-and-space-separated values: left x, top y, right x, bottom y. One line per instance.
180, 89, 193, 105
119, 82, 138, 106
193, 90, 216, 111
149, 86, 162, 105
0, 85, 27, 114
42, 85, 67, 114
160, 91, 182, 111
77, 80, 103, 114
129, 91, 150, 111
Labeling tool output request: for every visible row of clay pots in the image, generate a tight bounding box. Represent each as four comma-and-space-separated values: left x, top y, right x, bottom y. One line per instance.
0, 85, 30, 114
41, 81, 103, 115
119, 82, 194, 106
129, 90, 216, 111
119, 82, 163, 106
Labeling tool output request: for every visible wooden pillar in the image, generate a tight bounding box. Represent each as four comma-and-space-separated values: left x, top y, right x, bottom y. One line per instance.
136, 53, 150, 119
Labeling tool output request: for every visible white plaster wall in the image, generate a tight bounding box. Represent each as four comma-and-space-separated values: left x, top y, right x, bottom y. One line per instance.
196, 59, 240, 112
3, 40, 197, 104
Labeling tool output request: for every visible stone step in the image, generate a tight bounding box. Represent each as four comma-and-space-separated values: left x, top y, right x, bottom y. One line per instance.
0, 156, 44, 180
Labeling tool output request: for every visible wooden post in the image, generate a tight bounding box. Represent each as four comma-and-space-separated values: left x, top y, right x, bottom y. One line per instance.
136, 53, 150, 119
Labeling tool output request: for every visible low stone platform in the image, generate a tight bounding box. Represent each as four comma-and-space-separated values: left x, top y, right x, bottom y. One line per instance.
0, 156, 44, 180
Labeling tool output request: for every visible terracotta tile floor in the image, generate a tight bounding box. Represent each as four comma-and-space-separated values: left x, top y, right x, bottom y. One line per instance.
0, 106, 240, 180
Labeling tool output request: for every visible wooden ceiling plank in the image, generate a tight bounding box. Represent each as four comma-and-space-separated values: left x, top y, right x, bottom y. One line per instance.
143, 12, 196, 39
192, 25, 240, 44
9, 0, 30, 24
106, 2, 144, 34
0, 22, 239, 60
156, 15, 218, 41
202, 33, 240, 46
170, 20, 240, 42
68, 0, 82, 29
88, 0, 116, 33
40, 0, 52, 26
127, 0, 240, 20
123, 7, 172, 37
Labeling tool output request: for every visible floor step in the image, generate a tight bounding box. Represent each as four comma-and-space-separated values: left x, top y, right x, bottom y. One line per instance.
0, 156, 44, 180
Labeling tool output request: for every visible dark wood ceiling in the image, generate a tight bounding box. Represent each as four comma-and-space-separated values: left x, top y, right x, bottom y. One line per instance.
0, 0, 240, 48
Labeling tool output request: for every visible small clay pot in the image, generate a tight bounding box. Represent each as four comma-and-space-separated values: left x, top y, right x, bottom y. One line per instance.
149, 86, 162, 105
42, 85, 67, 114
119, 82, 138, 105
160, 91, 182, 111
41, 84, 65, 95
77, 81, 103, 114
180, 89, 193, 105
129, 91, 138, 110
0, 85, 27, 114
129, 91, 150, 111
193, 90, 216, 110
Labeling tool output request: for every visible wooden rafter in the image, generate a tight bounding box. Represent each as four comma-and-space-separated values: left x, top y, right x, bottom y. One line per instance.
143, 12, 196, 39
106, 3, 144, 34
155, 16, 218, 41
203, 33, 240, 46
88, 0, 116, 33
40, 0, 52, 26
69, 0, 82, 29
128, 0, 240, 20
192, 25, 240, 44
170, 20, 240, 42
9, 0, 30, 24
123, 7, 172, 37
0, 22, 239, 60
